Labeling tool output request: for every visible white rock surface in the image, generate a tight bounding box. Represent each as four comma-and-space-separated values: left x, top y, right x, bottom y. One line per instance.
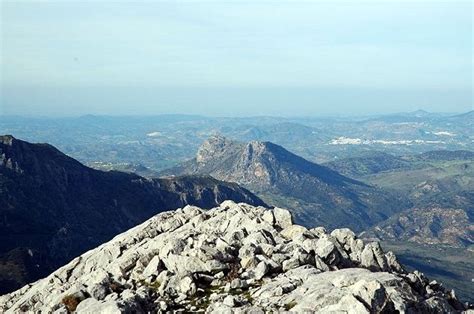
0, 201, 468, 313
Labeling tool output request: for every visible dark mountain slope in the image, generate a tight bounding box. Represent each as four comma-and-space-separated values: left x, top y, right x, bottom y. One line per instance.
162, 135, 405, 231
0, 135, 265, 294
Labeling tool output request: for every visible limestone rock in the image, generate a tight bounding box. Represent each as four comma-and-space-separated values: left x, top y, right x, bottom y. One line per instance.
360, 242, 389, 272
75, 298, 124, 314
272, 207, 293, 229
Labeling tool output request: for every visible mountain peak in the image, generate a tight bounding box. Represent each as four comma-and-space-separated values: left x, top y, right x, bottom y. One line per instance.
196, 135, 239, 163
247, 140, 273, 151
0, 134, 16, 146
0, 134, 85, 175
203, 134, 231, 144
196, 136, 288, 165
0, 135, 24, 172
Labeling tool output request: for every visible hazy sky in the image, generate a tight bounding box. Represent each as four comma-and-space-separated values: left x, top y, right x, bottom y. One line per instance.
0, 0, 472, 116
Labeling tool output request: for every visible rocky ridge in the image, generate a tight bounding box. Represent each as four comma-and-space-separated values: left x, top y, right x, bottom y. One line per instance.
1, 201, 469, 313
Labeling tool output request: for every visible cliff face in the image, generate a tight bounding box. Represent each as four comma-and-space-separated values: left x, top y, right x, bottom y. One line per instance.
0, 135, 265, 294
1, 201, 468, 313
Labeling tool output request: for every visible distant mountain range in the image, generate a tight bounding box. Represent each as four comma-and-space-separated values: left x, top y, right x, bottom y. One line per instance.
1, 110, 472, 171
0, 135, 265, 294
161, 135, 405, 231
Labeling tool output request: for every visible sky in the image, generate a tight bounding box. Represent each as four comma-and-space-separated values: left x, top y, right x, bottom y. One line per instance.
0, 0, 472, 116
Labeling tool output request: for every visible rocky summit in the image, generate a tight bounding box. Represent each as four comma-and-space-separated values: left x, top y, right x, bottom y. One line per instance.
1, 201, 469, 313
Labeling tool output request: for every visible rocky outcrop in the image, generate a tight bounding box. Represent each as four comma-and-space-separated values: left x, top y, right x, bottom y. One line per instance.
1, 201, 468, 313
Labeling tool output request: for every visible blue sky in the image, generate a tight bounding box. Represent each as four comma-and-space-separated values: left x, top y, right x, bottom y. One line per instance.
0, 0, 472, 116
